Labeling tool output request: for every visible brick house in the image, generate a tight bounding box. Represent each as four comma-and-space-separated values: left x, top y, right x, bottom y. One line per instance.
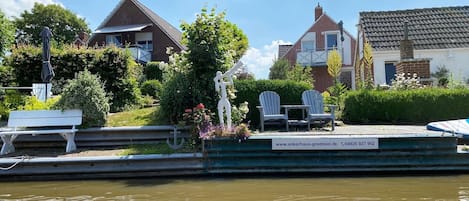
279, 4, 356, 92
356, 6, 469, 86
88, 0, 185, 63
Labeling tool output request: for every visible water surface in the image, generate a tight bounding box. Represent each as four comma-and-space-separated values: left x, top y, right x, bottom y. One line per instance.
1, 175, 469, 200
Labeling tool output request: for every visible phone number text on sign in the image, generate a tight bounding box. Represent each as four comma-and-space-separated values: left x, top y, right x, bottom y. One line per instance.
272, 138, 379, 150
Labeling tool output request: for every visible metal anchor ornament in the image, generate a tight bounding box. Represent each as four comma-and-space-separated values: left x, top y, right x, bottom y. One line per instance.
166, 126, 184, 149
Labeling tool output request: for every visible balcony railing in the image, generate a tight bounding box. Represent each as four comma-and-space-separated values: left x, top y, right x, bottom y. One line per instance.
128, 45, 151, 64
296, 48, 342, 67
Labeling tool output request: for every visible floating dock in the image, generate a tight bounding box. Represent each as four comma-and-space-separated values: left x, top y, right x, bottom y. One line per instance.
1, 125, 469, 180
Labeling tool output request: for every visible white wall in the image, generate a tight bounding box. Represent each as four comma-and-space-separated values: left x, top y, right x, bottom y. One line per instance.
342, 34, 352, 65
373, 48, 469, 85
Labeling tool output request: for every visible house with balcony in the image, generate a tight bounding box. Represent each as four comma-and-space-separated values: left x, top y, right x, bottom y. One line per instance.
88, 0, 185, 63
280, 4, 356, 92
355, 6, 469, 86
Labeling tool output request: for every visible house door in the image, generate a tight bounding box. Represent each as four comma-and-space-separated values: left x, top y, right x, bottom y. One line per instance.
385, 63, 396, 85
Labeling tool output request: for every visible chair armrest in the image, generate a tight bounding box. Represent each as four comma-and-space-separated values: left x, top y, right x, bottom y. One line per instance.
256, 106, 264, 115
325, 104, 337, 117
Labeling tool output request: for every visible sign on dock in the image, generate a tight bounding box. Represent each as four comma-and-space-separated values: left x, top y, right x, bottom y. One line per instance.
272, 138, 379, 150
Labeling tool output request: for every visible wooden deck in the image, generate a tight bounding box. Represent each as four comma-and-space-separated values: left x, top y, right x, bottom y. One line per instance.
256, 124, 443, 136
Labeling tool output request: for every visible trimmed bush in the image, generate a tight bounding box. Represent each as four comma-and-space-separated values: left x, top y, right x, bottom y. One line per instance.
141, 79, 163, 99
233, 79, 312, 127
53, 69, 110, 127
5, 45, 143, 112
342, 88, 469, 124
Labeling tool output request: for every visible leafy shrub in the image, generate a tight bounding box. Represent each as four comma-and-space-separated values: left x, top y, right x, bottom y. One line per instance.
160, 73, 192, 123
141, 95, 155, 106
143, 62, 163, 81
53, 69, 110, 127
108, 77, 143, 112
431, 66, 449, 87
20, 96, 59, 110
141, 79, 163, 99
233, 79, 312, 126
231, 101, 249, 125
342, 88, 469, 124
0, 65, 15, 86
0, 90, 27, 120
92, 46, 142, 112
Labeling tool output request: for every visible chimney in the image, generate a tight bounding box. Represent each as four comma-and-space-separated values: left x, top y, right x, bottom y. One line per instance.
315, 3, 323, 21
400, 20, 414, 60
396, 20, 431, 85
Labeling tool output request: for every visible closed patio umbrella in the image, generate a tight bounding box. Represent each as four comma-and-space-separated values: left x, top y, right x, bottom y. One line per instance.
40, 27, 54, 100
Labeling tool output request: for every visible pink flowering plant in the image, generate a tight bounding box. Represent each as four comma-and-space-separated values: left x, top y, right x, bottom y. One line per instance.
182, 103, 215, 140
183, 102, 251, 144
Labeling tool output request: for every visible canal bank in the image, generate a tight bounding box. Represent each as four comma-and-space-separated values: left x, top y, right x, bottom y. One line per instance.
2, 125, 469, 181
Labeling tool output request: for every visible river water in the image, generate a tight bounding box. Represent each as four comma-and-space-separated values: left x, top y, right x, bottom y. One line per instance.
2, 175, 469, 200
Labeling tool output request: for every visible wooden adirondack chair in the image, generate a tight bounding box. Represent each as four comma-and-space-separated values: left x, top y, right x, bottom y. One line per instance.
257, 91, 288, 132
301, 90, 336, 131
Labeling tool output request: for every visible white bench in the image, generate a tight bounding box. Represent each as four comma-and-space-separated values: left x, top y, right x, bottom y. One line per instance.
0, 109, 83, 155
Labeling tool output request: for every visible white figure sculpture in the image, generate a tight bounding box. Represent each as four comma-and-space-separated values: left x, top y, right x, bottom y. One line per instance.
214, 61, 243, 130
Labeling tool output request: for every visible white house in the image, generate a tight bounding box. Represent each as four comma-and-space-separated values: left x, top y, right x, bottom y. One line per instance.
355, 6, 469, 86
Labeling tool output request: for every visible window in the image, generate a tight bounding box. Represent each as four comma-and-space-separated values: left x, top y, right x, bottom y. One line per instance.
301, 32, 316, 52
137, 40, 153, 51
105, 34, 122, 46
385, 63, 396, 85
136, 32, 153, 51
326, 33, 338, 50
301, 41, 315, 51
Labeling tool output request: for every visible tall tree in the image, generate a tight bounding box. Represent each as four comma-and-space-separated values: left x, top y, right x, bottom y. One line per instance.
14, 3, 90, 46
181, 7, 248, 109
160, 7, 249, 121
269, 58, 289, 80
0, 10, 15, 57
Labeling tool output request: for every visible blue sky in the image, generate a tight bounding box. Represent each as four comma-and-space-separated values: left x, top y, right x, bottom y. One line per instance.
1, 0, 469, 79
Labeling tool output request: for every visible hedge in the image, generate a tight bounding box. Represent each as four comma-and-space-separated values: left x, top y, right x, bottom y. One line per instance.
5, 45, 142, 112
144, 62, 163, 81
233, 79, 312, 127
342, 88, 469, 124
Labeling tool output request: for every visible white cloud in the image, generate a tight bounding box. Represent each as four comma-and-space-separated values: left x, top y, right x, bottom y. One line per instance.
241, 40, 292, 80
0, 0, 63, 19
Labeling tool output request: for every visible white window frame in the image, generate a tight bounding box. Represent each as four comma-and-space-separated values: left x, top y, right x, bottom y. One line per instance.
301, 32, 316, 52
322, 31, 340, 50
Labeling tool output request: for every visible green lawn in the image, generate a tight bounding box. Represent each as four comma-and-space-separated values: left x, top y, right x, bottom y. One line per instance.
120, 142, 194, 155
106, 107, 198, 154
105, 106, 167, 127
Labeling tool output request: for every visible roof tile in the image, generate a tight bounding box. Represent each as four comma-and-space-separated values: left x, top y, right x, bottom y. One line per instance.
360, 6, 469, 50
